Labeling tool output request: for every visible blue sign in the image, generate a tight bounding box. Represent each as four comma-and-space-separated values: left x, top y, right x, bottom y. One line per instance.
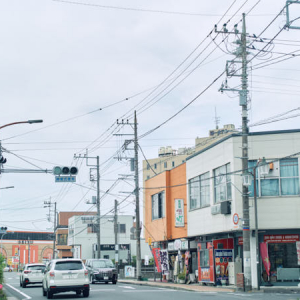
55, 176, 76, 183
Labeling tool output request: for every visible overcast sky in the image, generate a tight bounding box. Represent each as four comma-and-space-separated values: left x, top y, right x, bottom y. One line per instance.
0, 0, 300, 233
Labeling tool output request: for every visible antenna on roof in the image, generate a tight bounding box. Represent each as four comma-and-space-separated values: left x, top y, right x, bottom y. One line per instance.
214, 107, 220, 130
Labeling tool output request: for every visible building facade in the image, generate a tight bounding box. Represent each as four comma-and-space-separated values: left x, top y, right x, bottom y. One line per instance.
68, 214, 151, 262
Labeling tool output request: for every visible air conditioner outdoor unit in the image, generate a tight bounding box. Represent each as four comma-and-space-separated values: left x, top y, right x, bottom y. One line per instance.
220, 201, 231, 215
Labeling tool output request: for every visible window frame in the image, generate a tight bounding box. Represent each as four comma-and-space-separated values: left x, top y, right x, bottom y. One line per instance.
189, 172, 210, 211
213, 163, 232, 204
152, 191, 165, 220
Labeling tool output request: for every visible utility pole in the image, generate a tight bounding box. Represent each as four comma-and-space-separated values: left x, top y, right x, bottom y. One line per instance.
96, 155, 101, 259
134, 111, 142, 281
74, 153, 101, 258
114, 200, 118, 272
44, 200, 57, 259
53, 202, 57, 259
218, 14, 251, 291
27, 237, 30, 264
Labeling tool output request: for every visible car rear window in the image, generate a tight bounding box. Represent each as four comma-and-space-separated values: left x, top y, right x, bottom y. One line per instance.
27, 265, 45, 271
54, 261, 83, 271
93, 260, 114, 268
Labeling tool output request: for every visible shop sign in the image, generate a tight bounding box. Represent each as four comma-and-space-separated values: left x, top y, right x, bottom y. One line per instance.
152, 248, 162, 273
159, 250, 169, 274
181, 240, 189, 250
175, 199, 184, 227
264, 234, 299, 243
168, 242, 174, 251
238, 237, 243, 245
201, 268, 211, 281
214, 249, 233, 282
174, 239, 182, 250
124, 266, 135, 277
296, 242, 300, 265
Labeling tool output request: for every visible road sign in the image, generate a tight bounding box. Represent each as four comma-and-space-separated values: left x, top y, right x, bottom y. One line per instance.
55, 176, 76, 183
233, 213, 239, 225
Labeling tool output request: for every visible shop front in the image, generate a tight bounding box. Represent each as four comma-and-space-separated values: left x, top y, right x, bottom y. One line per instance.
261, 233, 300, 283
197, 238, 234, 285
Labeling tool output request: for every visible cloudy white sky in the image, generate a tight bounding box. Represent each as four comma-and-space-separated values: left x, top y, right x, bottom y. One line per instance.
0, 0, 300, 233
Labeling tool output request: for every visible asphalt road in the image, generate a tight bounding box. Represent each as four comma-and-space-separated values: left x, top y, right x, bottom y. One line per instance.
3, 272, 300, 300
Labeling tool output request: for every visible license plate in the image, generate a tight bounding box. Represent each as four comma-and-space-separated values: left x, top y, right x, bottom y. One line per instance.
104, 276, 109, 280
63, 274, 77, 279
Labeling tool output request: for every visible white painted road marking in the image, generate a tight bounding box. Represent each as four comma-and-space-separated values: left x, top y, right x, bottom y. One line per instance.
5, 283, 31, 299
120, 286, 136, 289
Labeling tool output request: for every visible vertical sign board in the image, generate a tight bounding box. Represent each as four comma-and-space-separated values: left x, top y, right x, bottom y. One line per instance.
214, 249, 233, 282
197, 242, 215, 284
175, 199, 184, 227
159, 250, 169, 274
152, 248, 162, 273
296, 241, 300, 265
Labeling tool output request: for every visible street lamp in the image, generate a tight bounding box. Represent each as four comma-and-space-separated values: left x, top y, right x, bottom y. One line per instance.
0, 119, 43, 130
243, 157, 269, 290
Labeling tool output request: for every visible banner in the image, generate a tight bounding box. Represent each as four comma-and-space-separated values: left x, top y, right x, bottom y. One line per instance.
159, 250, 169, 274
152, 248, 162, 273
296, 242, 300, 265
260, 242, 271, 276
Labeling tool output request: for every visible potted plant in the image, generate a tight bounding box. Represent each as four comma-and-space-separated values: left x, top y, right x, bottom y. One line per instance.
177, 272, 186, 284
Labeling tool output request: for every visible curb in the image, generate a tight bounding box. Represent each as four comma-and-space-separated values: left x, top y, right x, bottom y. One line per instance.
118, 280, 236, 293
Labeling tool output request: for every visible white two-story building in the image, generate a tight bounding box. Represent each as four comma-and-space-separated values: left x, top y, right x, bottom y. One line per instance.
186, 129, 300, 288
68, 214, 151, 263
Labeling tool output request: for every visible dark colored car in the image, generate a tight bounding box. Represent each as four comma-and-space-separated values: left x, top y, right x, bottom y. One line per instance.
85, 259, 117, 284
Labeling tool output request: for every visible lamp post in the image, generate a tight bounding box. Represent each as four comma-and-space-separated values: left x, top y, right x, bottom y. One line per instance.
243, 157, 269, 290
0, 119, 43, 130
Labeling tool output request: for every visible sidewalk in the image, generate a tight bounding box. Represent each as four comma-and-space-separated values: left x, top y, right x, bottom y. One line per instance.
119, 279, 300, 294
118, 279, 235, 293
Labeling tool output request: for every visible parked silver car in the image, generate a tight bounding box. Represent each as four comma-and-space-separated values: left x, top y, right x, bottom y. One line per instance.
20, 263, 46, 288
42, 259, 89, 299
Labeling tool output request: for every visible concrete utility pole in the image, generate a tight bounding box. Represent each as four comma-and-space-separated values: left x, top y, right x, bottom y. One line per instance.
53, 202, 57, 259
240, 14, 251, 292
134, 111, 142, 281
96, 155, 101, 259
218, 13, 251, 291
114, 200, 118, 271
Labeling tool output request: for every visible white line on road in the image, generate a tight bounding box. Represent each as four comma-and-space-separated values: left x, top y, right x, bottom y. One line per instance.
120, 286, 136, 289
90, 289, 116, 292
5, 283, 31, 299
123, 290, 176, 292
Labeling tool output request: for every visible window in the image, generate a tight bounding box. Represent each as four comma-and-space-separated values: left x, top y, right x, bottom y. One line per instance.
154, 163, 157, 169
87, 223, 99, 233
200, 249, 210, 267
147, 164, 150, 170
172, 161, 175, 167
152, 191, 165, 220
55, 261, 83, 271
118, 224, 126, 234
164, 162, 167, 168
214, 163, 232, 203
57, 234, 67, 245
249, 158, 299, 197
189, 172, 210, 210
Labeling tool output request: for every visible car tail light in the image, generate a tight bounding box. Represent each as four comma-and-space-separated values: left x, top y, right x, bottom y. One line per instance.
50, 271, 55, 277
24, 270, 31, 274
84, 270, 88, 276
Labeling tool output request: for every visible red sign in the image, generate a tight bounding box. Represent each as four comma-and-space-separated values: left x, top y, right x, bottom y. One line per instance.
151, 248, 162, 273
260, 242, 271, 276
238, 237, 243, 245
197, 242, 215, 283
264, 234, 299, 243
233, 213, 239, 225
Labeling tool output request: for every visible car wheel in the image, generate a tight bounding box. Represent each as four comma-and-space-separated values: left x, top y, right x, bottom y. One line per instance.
76, 290, 81, 295
83, 290, 89, 297
47, 289, 53, 299
22, 281, 26, 288
42, 286, 47, 297
20, 279, 22, 287
89, 275, 95, 284
112, 280, 117, 284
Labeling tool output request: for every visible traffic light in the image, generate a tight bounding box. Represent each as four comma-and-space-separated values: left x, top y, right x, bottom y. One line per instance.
0, 156, 7, 164
0, 227, 7, 231
53, 166, 78, 175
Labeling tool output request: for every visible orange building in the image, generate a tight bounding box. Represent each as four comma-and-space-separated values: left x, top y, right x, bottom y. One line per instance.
144, 163, 187, 244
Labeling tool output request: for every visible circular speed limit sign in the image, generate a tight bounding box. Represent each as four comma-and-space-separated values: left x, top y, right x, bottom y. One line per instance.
233, 213, 239, 225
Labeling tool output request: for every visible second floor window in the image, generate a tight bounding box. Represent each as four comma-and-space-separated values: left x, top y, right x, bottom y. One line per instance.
87, 223, 99, 233
189, 172, 210, 210
57, 234, 67, 245
164, 162, 167, 168
249, 158, 299, 197
152, 191, 165, 220
214, 163, 232, 203
118, 224, 126, 234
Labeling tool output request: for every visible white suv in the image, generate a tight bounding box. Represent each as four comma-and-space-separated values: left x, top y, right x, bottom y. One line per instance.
20, 263, 46, 288
42, 259, 89, 298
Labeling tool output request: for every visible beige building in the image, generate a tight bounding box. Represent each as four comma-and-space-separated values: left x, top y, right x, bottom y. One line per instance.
142, 124, 238, 229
